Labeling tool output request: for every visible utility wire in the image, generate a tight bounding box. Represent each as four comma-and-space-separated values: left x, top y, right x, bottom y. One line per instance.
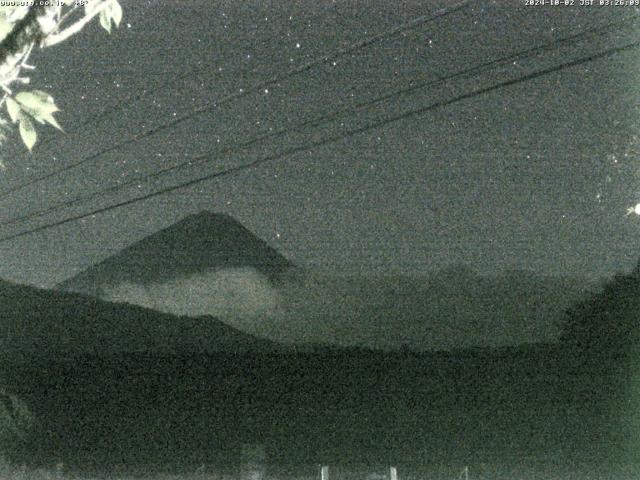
0, 39, 636, 244
1, 15, 634, 231
0, 0, 470, 201
18, 2, 341, 155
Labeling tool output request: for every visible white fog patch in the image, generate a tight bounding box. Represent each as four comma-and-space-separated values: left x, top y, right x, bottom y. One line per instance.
102, 267, 279, 325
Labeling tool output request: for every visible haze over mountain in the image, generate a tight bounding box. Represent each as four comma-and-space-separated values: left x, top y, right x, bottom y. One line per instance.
0, 278, 279, 359
57, 211, 293, 294
57, 211, 294, 327
54, 212, 596, 351
258, 265, 595, 350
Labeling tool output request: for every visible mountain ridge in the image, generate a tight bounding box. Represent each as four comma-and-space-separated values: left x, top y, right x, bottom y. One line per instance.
56, 211, 293, 295
0, 277, 281, 359
252, 266, 597, 351
51, 212, 599, 351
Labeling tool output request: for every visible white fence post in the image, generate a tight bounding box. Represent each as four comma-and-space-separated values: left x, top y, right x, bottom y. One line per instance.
321, 465, 329, 480
389, 466, 397, 480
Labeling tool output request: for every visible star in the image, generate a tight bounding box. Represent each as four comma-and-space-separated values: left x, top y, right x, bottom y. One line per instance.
625, 204, 640, 216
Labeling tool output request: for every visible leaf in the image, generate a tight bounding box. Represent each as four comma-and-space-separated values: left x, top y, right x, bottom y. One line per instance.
16, 90, 59, 114
85, 0, 102, 16
15, 91, 62, 130
18, 114, 36, 151
6, 98, 21, 123
31, 90, 56, 104
6, 5, 28, 23
0, 6, 19, 20
39, 111, 63, 131
109, 0, 122, 27
94, 0, 122, 33
99, 9, 111, 33
0, 16, 13, 42
15, 90, 61, 127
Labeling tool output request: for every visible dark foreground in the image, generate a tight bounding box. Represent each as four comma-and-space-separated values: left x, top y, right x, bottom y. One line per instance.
1, 344, 638, 478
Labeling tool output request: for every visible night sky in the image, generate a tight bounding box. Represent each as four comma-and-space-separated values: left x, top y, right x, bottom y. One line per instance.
0, 0, 639, 287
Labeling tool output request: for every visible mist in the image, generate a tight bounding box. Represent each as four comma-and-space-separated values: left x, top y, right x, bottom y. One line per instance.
100, 265, 592, 351
102, 267, 280, 328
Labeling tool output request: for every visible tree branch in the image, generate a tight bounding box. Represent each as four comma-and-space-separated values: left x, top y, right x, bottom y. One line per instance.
56, 3, 81, 32
0, 4, 50, 66
42, 1, 111, 48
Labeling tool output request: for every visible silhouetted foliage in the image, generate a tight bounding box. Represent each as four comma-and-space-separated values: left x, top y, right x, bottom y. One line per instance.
560, 259, 640, 356
0, 389, 33, 462
0, 347, 621, 472
0, 2, 123, 156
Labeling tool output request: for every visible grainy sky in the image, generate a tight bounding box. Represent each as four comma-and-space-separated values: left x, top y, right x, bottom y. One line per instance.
0, 0, 639, 287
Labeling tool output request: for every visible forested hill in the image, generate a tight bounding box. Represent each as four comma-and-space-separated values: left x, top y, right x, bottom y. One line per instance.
0, 278, 280, 359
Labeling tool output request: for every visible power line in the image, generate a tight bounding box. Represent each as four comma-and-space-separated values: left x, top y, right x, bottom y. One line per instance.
7, 1, 164, 150
28, 65, 203, 147
16, 2, 343, 157
302, 15, 639, 131
0, 40, 636, 244
0, 0, 470, 201
1, 15, 634, 231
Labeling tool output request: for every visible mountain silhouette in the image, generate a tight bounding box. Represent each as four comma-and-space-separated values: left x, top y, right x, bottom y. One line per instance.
0, 278, 280, 359
54, 212, 595, 351
57, 211, 293, 297
560, 259, 640, 355
252, 266, 595, 350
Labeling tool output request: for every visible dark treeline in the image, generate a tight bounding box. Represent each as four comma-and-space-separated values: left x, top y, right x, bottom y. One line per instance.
0, 343, 635, 476
1, 260, 639, 476
561, 262, 640, 359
